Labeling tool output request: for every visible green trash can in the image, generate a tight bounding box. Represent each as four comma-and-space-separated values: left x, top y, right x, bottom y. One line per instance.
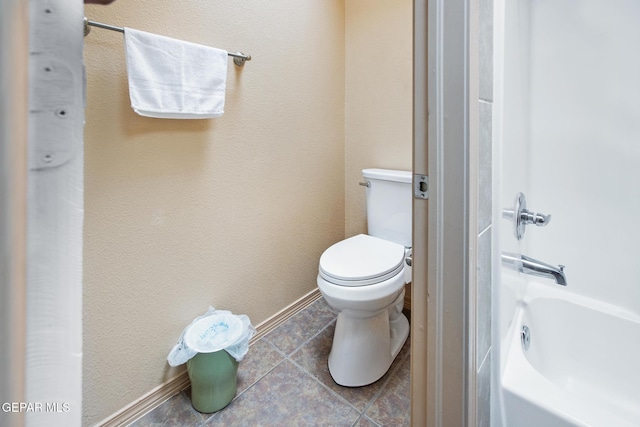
184, 313, 244, 413
186, 350, 239, 413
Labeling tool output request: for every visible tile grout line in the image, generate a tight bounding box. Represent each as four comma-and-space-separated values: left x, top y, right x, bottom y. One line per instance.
198, 340, 288, 426
262, 306, 365, 419
200, 357, 290, 426
359, 339, 412, 423
285, 329, 410, 423
352, 414, 382, 427
198, 302, 338, 425
359, 372, 396, 420
178, 300, 332, 426
261, 299, 337, 357
183, 390, 209, 426
275, 317, 365, 416
188, 299, 411, 427
285, 354, 365, 419
287, 317, 336, 357
283, 302, 410, 425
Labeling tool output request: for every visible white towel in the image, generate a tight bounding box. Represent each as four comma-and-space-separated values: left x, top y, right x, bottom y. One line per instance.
123, 28, 228, 119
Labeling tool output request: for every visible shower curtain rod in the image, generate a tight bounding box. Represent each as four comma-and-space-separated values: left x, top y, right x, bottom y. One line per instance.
83, 18, 252, 66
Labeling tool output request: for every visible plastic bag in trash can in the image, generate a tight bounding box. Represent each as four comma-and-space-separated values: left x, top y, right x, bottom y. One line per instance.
167, 307, 255, 367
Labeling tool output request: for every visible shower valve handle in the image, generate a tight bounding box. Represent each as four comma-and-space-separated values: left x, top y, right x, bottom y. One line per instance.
520, 210, 551, 227
502, 192, 552, 240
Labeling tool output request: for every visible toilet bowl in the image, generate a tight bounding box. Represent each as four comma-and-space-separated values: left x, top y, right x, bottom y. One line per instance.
317, 168, 412, 387
317, 233, 410, 387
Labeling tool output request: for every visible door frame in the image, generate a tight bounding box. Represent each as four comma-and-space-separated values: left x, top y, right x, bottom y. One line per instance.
412, 0, 474, 425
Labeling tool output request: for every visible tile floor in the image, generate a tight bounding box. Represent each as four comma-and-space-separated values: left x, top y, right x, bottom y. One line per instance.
131, 297, 411, 427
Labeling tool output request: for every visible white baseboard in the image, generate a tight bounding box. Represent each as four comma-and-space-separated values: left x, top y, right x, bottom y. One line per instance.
250, 287, 322, 343
95, 288, 322, 427
95, 373, 191, 427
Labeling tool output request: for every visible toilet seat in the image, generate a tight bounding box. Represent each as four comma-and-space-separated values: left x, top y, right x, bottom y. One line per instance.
319, 234, 406, 286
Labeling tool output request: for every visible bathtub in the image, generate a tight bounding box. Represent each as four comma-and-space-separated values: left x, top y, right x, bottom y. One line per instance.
501, 281, 640, 427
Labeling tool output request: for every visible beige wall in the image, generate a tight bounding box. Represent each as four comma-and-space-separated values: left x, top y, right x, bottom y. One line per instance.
83, 1, 344, 424
1, 3, 28, 426
83, 0, 412, 424
345, 0, 413, 237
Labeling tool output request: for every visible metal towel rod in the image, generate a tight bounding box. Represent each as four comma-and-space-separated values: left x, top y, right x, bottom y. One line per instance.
83, 17, 252, 66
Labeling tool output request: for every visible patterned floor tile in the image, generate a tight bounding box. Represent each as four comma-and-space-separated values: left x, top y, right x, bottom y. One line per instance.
364, 354, 411, 427
236, 339, 285, 395
137, 298, 411, 427
395, 331, 411, 363
203, 360, 359, 426
264, 299, 337, 355
130, 391, 204, 427
353, 415, 381, 427
292, 322, 411, 412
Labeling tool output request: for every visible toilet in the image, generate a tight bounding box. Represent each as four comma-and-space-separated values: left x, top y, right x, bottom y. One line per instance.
317, 168, 412, 387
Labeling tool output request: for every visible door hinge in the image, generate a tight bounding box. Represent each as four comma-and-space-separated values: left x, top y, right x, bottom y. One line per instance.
414, 174, 428, 199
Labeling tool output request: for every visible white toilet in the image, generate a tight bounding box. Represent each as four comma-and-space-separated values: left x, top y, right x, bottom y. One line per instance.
317, 168, 412, 387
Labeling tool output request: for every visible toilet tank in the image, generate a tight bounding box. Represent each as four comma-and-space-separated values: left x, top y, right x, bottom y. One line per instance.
362, 169, 412, 247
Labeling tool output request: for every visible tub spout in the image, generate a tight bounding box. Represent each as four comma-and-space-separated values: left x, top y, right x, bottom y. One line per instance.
501, 252, 567, 286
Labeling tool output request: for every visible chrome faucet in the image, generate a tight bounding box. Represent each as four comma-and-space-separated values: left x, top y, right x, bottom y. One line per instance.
501, 252, 567, 286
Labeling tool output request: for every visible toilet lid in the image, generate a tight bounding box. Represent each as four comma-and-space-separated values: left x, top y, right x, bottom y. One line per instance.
319, 234, 405, 286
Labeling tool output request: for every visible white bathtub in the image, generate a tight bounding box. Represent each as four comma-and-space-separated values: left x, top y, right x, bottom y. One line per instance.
501, 281, 640, 427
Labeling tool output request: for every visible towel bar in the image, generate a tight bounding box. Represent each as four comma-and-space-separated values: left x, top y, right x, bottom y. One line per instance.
83, 17, 252, 66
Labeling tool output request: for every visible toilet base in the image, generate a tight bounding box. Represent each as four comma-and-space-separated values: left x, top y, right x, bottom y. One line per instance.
327, 292, 409, 387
